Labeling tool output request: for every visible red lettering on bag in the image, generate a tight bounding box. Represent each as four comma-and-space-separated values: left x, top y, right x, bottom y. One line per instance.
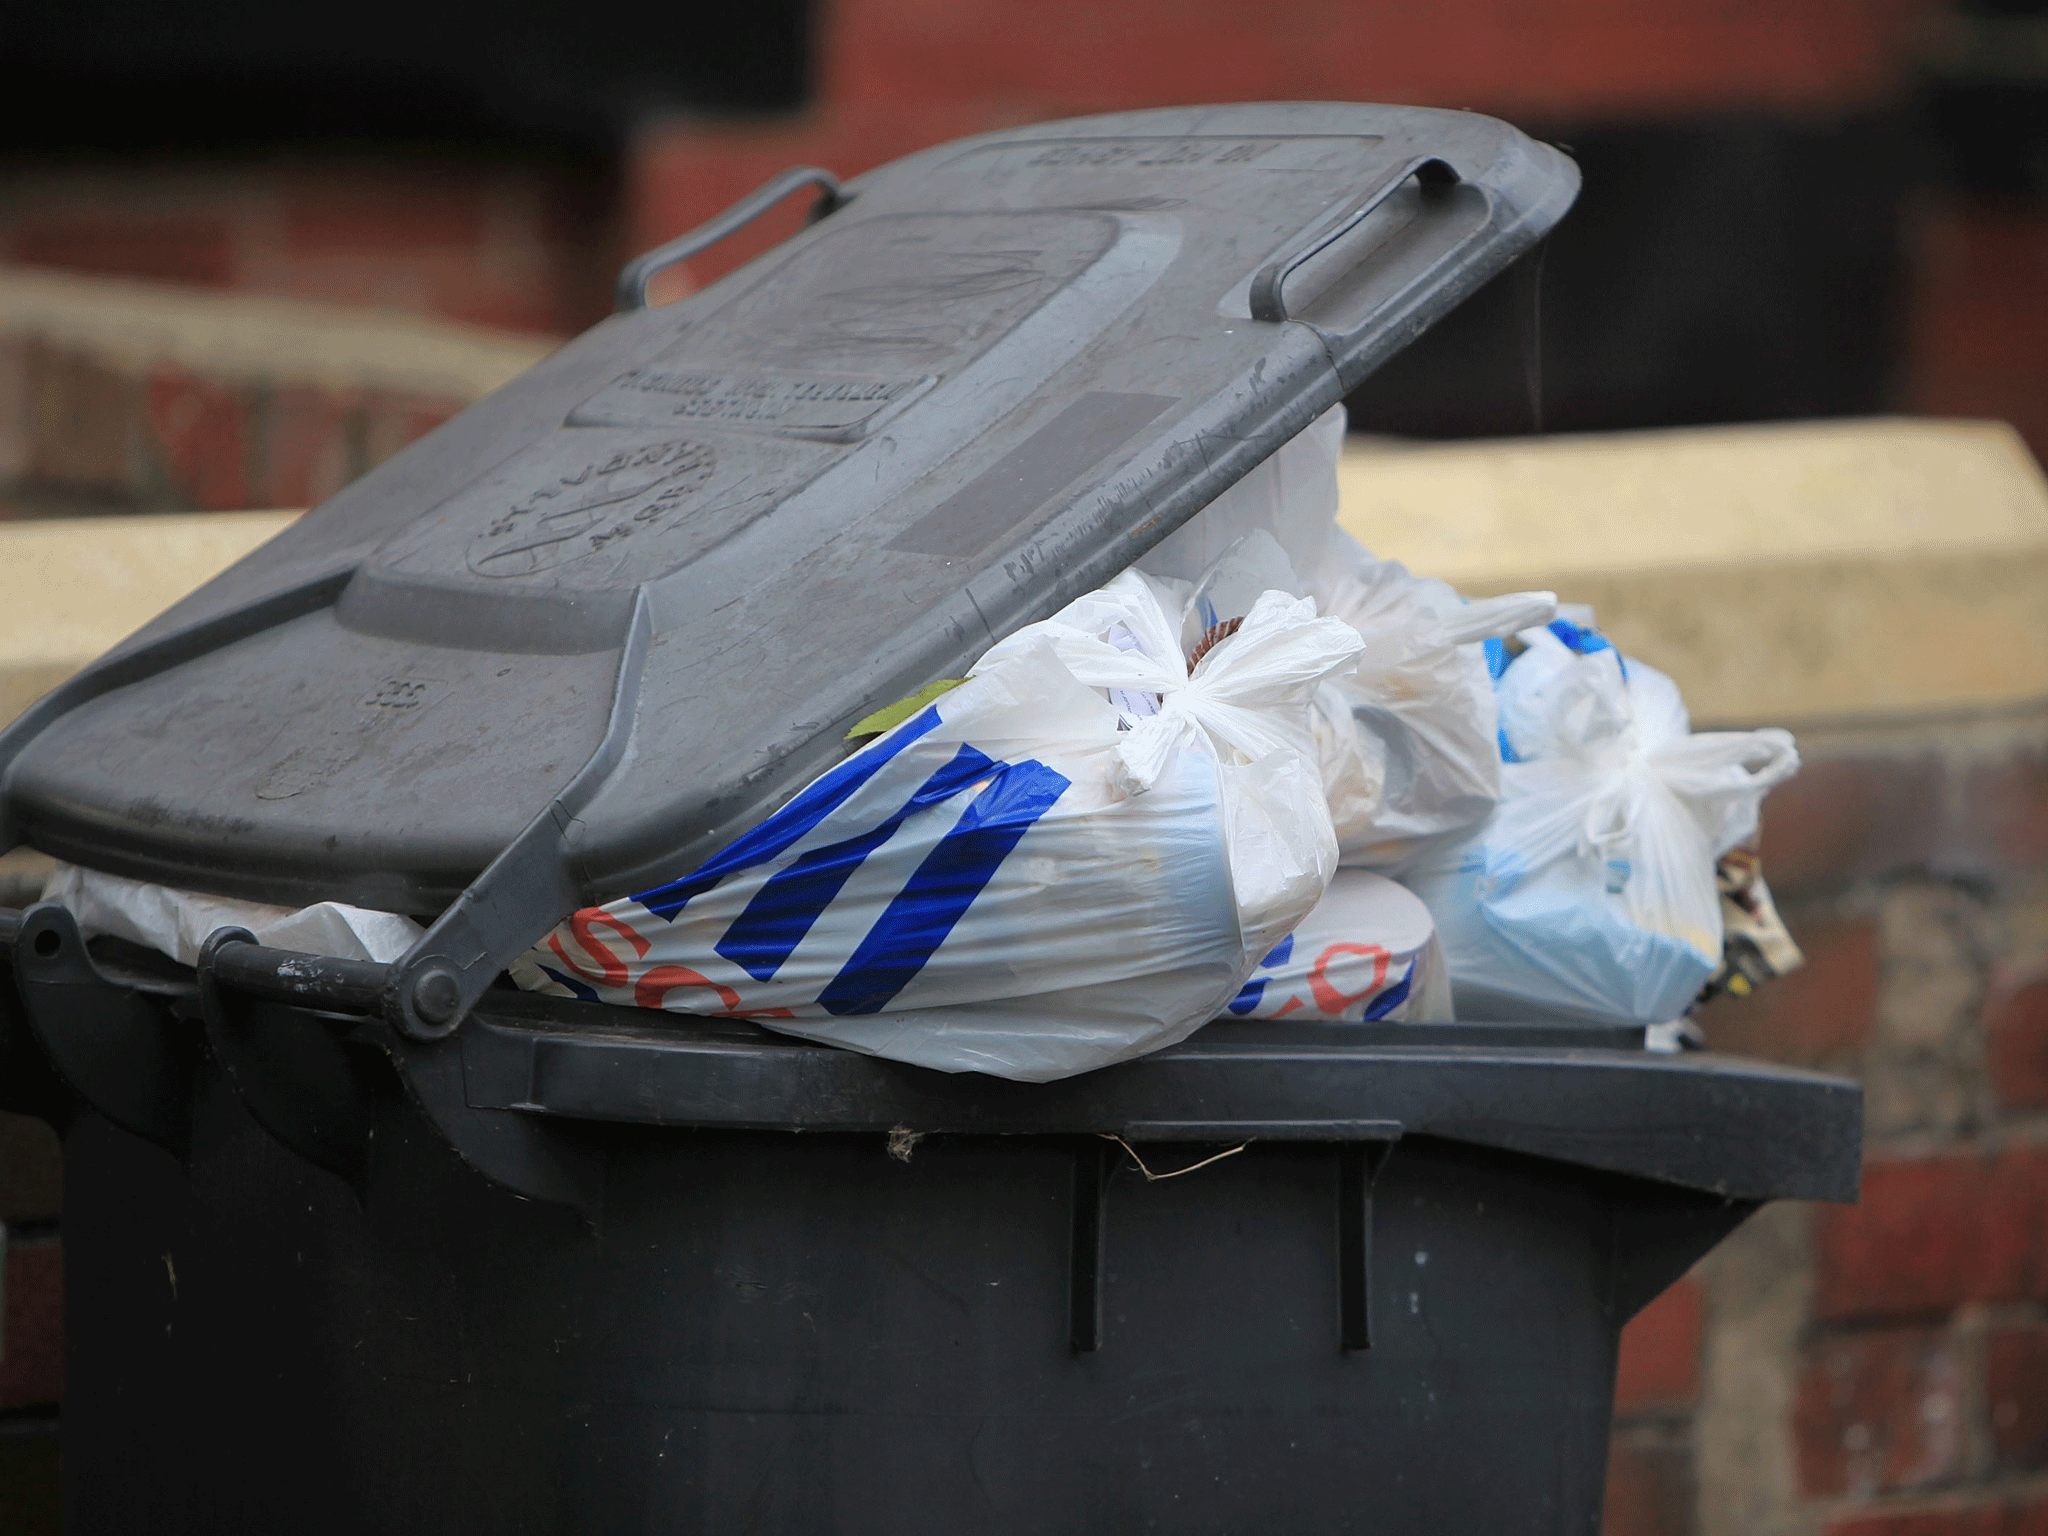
560, 908, 647, 985
1308, 942, 1391, 1014
545, 932, 593, 982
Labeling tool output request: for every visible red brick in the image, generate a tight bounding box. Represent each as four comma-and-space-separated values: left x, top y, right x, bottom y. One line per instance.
1602, 1434, 1695, 1536
144, 368, 252, 510
281, 178, 491, 258
1906, 199, 2048, 462
26, 344, 142, 499
1760, 752, 1945, 897
1755, 741, 2048, 898
1989, 968, 2048, 1114
1987, 1322, 2048, 1472
9, 209, 237, 288
1796, 1327, 1962, 1497
1952, 751, 2048, 886
1815, 1146, 2048, 1321
826, 0, 1929, 120
261, 172, 593, 337
1696, 913, 1877, 1065
359, 393, 459, 474
1910, 204, 2048, 370
1616, 1277, 1703, 1411
252, 386, 357, 510
1831, 1496, 2048, 1536
0, 1237, 62, 1410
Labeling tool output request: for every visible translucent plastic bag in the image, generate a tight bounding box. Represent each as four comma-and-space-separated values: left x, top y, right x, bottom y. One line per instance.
41, 862, 424, 965
513, 570, 1363, 1081
1137, 401, 1554, 874
1307, 533, 1556, 872
1224, 868, 1452, 1023
1405, 625, 1800, 1026
1136, 404, 1347, 587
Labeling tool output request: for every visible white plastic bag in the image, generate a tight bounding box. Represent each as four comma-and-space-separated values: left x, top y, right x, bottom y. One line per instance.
513, 570, 1363, 1081
1405, 625, 1800, 1026
1224, 868, 1452, 1023
42, 862, 425, 965
1306, 532, 1556, 871
1136, 404, 1347, 587
1136, 399, 1554, 873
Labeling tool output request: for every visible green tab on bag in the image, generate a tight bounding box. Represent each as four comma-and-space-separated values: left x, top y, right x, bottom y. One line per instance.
847, 679, 965, 739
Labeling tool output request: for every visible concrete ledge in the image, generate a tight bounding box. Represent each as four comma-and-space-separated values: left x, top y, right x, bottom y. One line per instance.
1339, 417, 2048, 727
0, 510, 295, 725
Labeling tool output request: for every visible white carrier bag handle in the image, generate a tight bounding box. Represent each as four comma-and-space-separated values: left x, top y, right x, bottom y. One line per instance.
973, 570, 1365, 945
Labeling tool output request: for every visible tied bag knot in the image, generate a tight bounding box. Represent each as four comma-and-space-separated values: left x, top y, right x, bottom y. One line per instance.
976, 572, 1365, 800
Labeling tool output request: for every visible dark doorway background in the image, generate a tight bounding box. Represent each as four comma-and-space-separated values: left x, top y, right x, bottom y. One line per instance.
1345, 114, 1919, 438
0, 0, 813, 155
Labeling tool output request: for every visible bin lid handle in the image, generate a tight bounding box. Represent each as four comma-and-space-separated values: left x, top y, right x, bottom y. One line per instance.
1248, 154, 1460, 327
614, 165, 850, 312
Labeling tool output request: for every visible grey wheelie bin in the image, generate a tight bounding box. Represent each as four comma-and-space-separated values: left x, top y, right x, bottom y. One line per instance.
0, 102, 1860, 1534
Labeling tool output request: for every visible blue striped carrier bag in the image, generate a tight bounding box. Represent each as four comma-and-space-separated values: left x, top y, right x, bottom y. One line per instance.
513, 568, 1365, 1080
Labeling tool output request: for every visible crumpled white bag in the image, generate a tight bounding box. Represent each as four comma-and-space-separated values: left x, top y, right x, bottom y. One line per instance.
1307, 532, 1557, 872
42, 862, 425, 965
513, 568, 1363, 1081
1405, 625, 1800, 1026
1223, 867, 1452, 1023
1139, 399, 1557, 874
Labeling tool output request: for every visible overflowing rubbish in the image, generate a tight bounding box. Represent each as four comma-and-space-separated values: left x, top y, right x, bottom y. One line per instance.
1136, 405, 1560, 873
1698, 840, 1806, 1004
1307, 535, 1556, 872
44, 407, 1804, 1077
511, 568, 1364, 1081
1405, 621, 1800, 1027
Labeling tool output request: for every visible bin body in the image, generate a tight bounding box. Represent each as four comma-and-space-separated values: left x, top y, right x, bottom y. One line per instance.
0, 902, 1856, 1533
65, 1057, 1710, 1536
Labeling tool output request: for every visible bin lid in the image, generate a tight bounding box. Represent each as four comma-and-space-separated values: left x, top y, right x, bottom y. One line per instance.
0, 103, 1576, 1034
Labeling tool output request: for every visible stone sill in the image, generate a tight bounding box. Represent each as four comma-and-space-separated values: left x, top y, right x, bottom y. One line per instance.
2, 415, 2044, 736
1339, 416, 2048, 729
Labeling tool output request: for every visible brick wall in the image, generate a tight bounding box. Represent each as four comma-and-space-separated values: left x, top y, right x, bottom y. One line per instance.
0, 158, 612, 339
1906, 198, 2048, 464
0, 266, 551, 516
2, 343, 461, 515
0, 155, 607, 518
1604, 700, 2048, 1535
628, 0, 1937, 286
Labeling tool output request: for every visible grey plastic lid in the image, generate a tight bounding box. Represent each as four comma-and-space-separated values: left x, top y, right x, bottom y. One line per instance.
0, 102, 1577, 1038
